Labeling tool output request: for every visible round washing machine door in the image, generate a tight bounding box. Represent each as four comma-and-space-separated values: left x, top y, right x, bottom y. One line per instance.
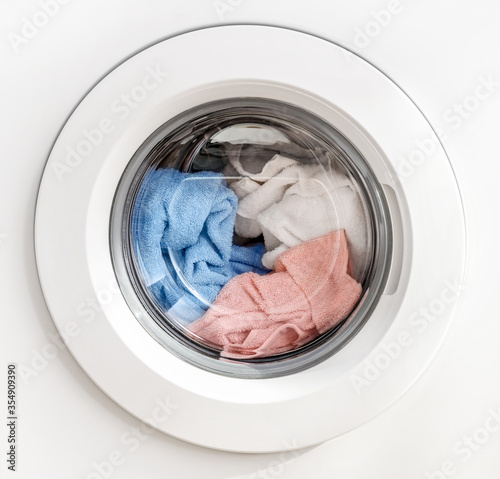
35, 26, 465, 452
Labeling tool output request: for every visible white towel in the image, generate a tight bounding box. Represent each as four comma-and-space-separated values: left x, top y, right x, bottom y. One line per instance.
227, 154, 370, 281
225, 155, 300, 238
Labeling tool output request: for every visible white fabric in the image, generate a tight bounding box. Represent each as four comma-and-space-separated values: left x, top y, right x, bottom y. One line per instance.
227, 154, 369, 280
227, 152, 298, 180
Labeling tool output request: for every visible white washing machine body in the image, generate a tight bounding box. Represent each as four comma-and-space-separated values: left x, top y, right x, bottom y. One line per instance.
1, 1, 499, 478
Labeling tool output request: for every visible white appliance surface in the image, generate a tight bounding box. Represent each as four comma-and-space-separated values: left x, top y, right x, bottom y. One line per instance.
1, 1, 499, 477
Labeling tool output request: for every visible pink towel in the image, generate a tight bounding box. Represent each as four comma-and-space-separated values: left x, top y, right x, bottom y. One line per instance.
188, 230, 362, 359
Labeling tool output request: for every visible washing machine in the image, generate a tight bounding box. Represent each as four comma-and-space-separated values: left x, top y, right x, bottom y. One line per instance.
2, 0, 500, 477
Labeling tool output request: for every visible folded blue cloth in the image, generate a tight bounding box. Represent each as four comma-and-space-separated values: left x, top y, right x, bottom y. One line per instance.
131, 168, 269, 325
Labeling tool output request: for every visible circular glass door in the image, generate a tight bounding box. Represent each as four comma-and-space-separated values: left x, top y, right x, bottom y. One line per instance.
35, 26, 465, 452
111, 98, 392, 378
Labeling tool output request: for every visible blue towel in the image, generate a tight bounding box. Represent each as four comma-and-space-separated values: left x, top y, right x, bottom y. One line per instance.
131, 168, 269, 325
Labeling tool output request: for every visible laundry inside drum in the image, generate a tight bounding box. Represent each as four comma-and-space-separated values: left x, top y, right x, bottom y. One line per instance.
115, 98, 391, 373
